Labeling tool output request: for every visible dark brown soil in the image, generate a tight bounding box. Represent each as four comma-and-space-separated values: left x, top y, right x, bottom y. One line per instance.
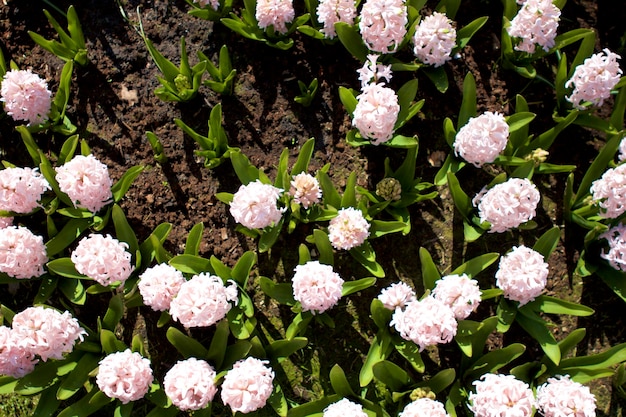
2, 0, 626, 415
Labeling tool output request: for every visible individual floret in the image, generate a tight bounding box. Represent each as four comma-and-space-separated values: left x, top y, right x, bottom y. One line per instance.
71, 233, 133, 286
473, 177, 540, 233
323, 398, 368, 417
193, 0, 219, 10
453, 112, 509, 167
327, 207, 371, 250
390, 295, 457, 351
138, 263, 186, 311
220, 357, 275, 413
495, 245, 548, 305
352, 83, 400, 145
359, 0, 407, 53
169, 273, 238, 328
590, 163, 626, 219
255, 0, 295, 34
164, 358, 218, 411
55, 154, 114, 213
432, 273, 481, 319
468, 373, 535, 417
566, 48, 622, 110
399, 398, 449, 417
413, 12, 457, 67
289, 172, 322, 208
96, 349, 153, 404
0, 167, 50, 214
230, 180, 284, 229
357, 54, 393, 89
507, 0, 560, 54
12, 306, 86, 362
599, 224, 626, 271
0, 326, 38, 378
536, 375, 596, 417
0, 69, 52, 125
377, 281, 416, 310
316, 0, 357, 39
292, 261, 344, 314
0, 226, 48, 279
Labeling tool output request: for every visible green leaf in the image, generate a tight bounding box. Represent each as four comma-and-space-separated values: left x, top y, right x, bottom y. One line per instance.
313, 229, 335, 266
559, 342, 626, 383
268, 383, 288, 417
423, 66, 448, 93
183, 222, 204, 256
231, 251, 256, 286
532, 226, 561, 259
335, 22, 367, 62
34, 276, 58, 304
464, 343, 526, 380
342, 277, 376, 296
46, 218, 91, 257
506, 111, 535, 133
420, 247, 441, 291
458, 72, 476, 129
349, 241, 385, 278
57, 388, 114, 417
525, 295, 594, 316
169, 254, 213, 274
100, 329, 126, 354
455, 16, 488, 51
34, 384, 62, 417
112, 204, 139, 256
59, 278, 87, 305
329, 364, 356, 397
267, 337, 308, 359
166, 326, 209, 358
516, 308, 561, 365
291, 137, 316, 175
372, 360, 412, 392
102, 294, 125, 331
56, 353, 100, 400
112, 165, 144, 203
394, 337, 425, 372
259, 276, 296, 305
416, 368, 455, 394
47, 258, 86, 279
451, 253, 500, 278
359, 330, 391, 387
16, 351, 80, 395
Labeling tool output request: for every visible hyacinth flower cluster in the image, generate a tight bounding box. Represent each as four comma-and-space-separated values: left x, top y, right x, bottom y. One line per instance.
4, 1, 626, 417
507, 0, 561, 54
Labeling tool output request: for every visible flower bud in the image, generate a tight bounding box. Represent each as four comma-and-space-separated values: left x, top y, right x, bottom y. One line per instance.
376, 177, 402, 201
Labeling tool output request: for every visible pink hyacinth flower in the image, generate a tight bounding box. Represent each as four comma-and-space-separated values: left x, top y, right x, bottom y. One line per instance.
323, 398, 368, 417
507, 0, 560, 54
12, 306, 86, 362
328, 207, 371, 250
0, 226, 48, 279
96, 349, 153, 404
468, 373, 535, 417
453, 112, 509, 167
536, 375, 597, 417
0, 69, 52, 125
255, 0, 295, 34
413, 12, 457, 67
0, 167, 50, 214
55, 154, 114, 213
230, 180, 284, 229
359, 0, 408, 53
316, 0, 357, 39
590, 163, 626, 219
566, 48, 622, 110
0, 326, 38, 378
377, 281, 416, 310
432, 273, 481, 320
353, 83, 400, 145
164, 358, 218, 411
495, 245, 548, 305
138, 263, 186, 311
390, 295, 457, 351
71, 233, 133, 286
220, 357, 275, 413
193, 0, 219, 10
289, 172, 322, 208
599, 224, 626, 271
473, 177, 540, 233
292, 261, 344, 314
399, 398, 450, 417
169, 273, 238, 328
357, 54, 393, 89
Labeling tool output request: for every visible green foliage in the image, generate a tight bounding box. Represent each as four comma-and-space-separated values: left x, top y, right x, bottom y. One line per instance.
198, 45, 237, 95
28, 5, 88, 66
